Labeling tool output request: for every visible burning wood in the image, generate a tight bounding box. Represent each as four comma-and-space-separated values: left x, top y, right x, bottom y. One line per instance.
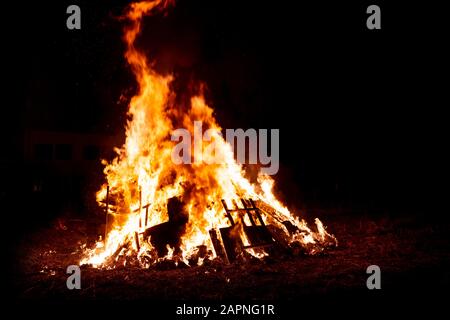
142, 197, 188, 256
79, 0, 337, 268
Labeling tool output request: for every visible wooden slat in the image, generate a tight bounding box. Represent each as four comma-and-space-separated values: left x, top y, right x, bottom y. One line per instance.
232, 199, 245, 225
250, 199, 265, 226
243, 243, 273, 249
221, 199, 235, 226
240, 198, 256, 226
144, 206, 149, 228
138, 188, 142, 229
104, 185, 110, 245
134, 232, 140, 251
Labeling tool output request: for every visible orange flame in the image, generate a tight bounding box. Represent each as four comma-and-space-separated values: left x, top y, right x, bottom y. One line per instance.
80, 0, 336, 267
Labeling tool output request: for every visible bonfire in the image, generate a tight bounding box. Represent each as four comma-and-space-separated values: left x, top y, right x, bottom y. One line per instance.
80, 0, 337, 269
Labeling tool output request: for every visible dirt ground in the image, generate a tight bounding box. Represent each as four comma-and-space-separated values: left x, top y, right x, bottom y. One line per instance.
9, 211, 450, 305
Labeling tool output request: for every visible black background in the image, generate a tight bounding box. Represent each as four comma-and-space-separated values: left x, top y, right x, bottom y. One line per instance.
2, 0, 449, 315
10, 0, 446, 215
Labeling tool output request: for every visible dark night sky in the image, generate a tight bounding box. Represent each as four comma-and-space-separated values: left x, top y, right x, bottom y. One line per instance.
7, 0, 448, 215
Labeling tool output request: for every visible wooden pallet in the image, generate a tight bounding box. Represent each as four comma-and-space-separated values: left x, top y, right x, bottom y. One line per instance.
210, 198, 276, 263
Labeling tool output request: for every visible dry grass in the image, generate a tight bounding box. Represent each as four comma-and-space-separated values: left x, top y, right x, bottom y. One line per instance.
11, 213, 450, 301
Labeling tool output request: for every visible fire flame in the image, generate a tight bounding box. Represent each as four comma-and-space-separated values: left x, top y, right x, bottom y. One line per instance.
80, 0, 336, 268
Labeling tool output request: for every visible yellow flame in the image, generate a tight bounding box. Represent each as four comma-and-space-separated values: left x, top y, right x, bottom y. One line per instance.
80, 0, 336, 267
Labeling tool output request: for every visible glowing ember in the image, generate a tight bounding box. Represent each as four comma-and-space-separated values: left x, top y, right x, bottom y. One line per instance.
80, 0, 336, 268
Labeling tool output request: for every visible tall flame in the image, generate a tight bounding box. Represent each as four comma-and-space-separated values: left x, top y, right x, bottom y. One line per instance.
81, 0, 336, 267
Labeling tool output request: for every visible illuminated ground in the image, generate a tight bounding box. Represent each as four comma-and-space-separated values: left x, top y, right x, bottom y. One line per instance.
10, 212, 450, 303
